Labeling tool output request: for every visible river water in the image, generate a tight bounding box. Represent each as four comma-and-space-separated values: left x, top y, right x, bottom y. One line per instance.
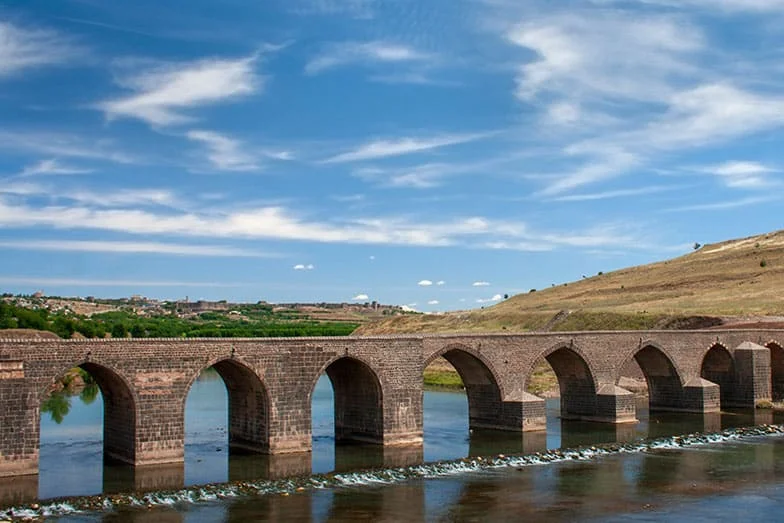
3, 370, 784, 521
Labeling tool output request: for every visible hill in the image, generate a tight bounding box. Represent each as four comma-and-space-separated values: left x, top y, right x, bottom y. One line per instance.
356, 229, 784, 335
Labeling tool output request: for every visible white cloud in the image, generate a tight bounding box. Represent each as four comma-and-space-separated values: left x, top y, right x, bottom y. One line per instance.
594, 0, 784, 12
637, 84, 784, 150
293, 263, 315, 270
18, 159, 93, 177
352, 293, 369, 300
549, 185, 675, 202
477, 294, 503, 303
0, 130, 138, 164
187, 130, 259, 172
418, 279, 433, 286
0, 239, 277, 257
401, 304, 418, 312
0, 183, 177, 208
436, 280, 445, 286
538, 149, 640, 196
698, 161, 778, 189
305, 41, 432, 75
0, 192, 664, 253
507, 12, 703, 105
324, 133, 490, 163
290, 0, 374, 18
69, 188, 177, 208
369, 255, 376, 260
472, 281, 491, 287
427, 300, 439, 305
263, 150, 294, 161
0, 276, 243, 288
100, 55, 260, 126
0, 21, 81, 78
664, 196, 779, 212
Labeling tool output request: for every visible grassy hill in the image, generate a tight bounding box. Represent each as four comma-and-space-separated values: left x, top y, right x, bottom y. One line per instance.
356, 229, 784, 335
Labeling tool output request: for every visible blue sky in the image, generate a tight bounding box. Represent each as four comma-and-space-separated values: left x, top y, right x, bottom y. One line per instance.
1, 0, 783, 311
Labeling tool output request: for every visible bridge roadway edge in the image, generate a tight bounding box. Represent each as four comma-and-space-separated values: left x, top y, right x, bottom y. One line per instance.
0, 329, 783, 478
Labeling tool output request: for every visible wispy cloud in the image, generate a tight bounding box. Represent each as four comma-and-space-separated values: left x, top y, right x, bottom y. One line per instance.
305, 41, 432, 75
418, 279, 433, 286
0, 276, 244, 288
352, 293, 369, 300
290, 0, 375, 19
186, 130, 259, 172
697, 160, 779, 189
664, 195, 779, 212
293, 263, 315, 270
472, 281, 490, 287
593, 0, 784, 13
427, 299, 439, 305
0, 191, 665, 253
0, 21, 82, 79
549, 185, 675, 202
507, 11, 703, 105
0, 182, 178, 208
100, 55, 261, 126
0, 130, 138, 164
17, 159, 93, 178
0, 239, 278, 257
324, 132, 491, 164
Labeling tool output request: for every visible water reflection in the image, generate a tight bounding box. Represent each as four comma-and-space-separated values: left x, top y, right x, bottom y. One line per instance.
26, 370, 784, 507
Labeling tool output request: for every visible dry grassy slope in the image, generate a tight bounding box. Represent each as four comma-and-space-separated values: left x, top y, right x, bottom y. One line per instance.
355, 229, 784, 335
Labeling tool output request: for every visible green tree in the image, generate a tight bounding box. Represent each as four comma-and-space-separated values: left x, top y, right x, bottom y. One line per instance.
111, 323, 129, 338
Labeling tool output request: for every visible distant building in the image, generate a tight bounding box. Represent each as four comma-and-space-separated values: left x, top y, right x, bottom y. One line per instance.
176, 300, 230, 313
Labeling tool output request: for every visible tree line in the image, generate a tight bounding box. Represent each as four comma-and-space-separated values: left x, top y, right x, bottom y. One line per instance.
0, 302, 358, 339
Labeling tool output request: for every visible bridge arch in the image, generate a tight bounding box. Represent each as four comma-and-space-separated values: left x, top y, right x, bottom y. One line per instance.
700, 343, 736, 408
535, 342, 599, 419
312, 355, 384, 444
40, 359, 138, 465
184, 357, 270, 453
425, 344, 507, 431
617, 341, 685, 412
766, 340, 784, 402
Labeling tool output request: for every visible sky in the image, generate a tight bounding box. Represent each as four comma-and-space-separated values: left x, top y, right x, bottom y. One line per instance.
1, 0, 783, 311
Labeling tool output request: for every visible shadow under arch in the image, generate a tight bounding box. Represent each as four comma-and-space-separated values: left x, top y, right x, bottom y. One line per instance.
619, 342, 685, 412
540, 343, 598, 420
314, 355, 384, 444
184, 358, 270, 453
426, 345, 506, 431
41, 360, 138, 465
766, 341, 784, 401
700, 343, 736, 408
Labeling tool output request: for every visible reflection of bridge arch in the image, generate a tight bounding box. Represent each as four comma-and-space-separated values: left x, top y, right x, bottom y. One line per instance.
426, 344, 506, 431
42, 360, 138, 465
617, 341, 685, 412
700, 343, 736, 408
538, 342, 599, 419
312, 355, 384, 444
185, 357, 270, 453
766, 340, 784, 401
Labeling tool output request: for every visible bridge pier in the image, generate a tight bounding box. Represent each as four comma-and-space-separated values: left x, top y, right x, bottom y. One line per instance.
732, 342, 771, 408
469, 391, 548, 432
682, 378, 721, 412
595, 385, 637, 424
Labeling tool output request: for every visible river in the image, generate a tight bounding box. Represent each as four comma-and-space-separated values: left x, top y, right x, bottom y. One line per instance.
3, 369, 784, 521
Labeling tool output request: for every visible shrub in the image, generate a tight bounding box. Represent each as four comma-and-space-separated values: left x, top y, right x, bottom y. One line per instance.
761, 260, 768, 268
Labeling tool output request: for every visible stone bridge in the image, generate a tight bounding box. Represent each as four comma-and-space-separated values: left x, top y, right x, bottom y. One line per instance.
1, 329, 783, 478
